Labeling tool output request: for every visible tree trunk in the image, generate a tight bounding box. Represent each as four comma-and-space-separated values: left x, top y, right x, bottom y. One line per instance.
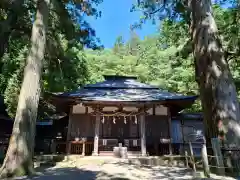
191, 0, 240, 147
0, 0, 50, 178
0, 0, 25, 61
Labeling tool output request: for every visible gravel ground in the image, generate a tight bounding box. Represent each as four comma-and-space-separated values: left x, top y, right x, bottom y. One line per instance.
13, 156, 237, 180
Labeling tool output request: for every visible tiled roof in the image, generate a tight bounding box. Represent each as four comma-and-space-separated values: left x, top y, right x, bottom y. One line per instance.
84, 75, 158, 89
61, 88, 197, 102
59, 75, 197, 102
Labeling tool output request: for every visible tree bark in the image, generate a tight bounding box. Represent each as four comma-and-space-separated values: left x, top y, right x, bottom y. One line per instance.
0, 0, 25, 61
0, 0, 50, 178
191, 0, 240, 147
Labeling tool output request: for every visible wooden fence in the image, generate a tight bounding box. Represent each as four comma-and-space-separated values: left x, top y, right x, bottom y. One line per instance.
181, 138, 240, 178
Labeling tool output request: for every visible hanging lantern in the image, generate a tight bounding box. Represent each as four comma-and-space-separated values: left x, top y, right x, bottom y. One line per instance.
134, 115, 137, 124
124, 116, 127, 124
101, 116, 105, 124
113, 116, 116, 124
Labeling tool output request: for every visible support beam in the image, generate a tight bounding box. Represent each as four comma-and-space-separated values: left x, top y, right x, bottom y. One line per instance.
167, 107, 173, 155
66, 107, 73, 154
181, 118, 185, 154
82, 141, 86, 156
140, 109, 147, 156
92, 110, 100, 156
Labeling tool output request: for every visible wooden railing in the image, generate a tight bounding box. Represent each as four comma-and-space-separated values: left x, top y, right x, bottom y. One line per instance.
99, 139, 118, 152
98, 139, 142, 152
68, 141, 93, 155
124, 139, 141, 151
34, 140, 94, 155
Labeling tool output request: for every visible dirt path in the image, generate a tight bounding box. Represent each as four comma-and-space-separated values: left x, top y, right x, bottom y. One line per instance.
13, 157, 236, 180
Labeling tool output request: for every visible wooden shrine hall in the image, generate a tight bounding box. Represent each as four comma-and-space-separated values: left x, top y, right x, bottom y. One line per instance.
48, 75, 197, 156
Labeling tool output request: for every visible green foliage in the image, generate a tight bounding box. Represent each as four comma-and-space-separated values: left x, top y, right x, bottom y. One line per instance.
0, 0, 102, 118
85, 34, 199, 111
1, 46, 27, 117
2, 1, 240, 117
84, 4, 240, 112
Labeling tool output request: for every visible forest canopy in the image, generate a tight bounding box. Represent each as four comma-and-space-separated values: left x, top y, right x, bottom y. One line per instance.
0, 3, 240, 117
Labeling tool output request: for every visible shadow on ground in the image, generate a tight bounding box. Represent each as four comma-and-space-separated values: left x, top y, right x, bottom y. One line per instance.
104, 161, 194, 180
12, 159, 231, 180
13, 160, 196, 180
14, 167, 130, 180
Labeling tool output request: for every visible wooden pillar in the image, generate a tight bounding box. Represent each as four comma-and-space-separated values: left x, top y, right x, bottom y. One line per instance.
82, 141, 86, 156
92, 110, 100, 156
167, 107, 173, 155
66, 107, 73, 154
140, 109, 147, 156
181, 118, 185, 154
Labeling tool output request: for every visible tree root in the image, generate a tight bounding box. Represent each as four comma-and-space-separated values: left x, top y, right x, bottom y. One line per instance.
0, 158, 35, 178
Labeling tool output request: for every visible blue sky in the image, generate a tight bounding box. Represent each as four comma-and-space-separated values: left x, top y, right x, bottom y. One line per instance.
86, 0, 233, 48
86, 0, 158, 48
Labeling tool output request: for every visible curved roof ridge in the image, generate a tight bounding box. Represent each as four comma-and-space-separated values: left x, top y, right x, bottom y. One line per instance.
104, 75, 137, 80
53, 75, 198, 105
84, 78, 159, 90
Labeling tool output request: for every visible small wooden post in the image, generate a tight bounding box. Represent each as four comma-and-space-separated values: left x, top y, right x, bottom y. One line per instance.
93, 107, 100, 156
140, 108, 147, 156
66, 107, 73, 155
181, 119, 185, 154
202, 137, 210, 177
211, 138, 225, 176
154, 141, 159, 156
185, 150, 189, 168
167, 107, 172, 155
82, 141, 86, 156
51, 139, 56, 154
189, 142, 196, 172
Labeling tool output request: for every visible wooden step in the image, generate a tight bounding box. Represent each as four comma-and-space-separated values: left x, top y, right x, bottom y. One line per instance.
99, 150, 142, 157
99, 151, 114, 156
